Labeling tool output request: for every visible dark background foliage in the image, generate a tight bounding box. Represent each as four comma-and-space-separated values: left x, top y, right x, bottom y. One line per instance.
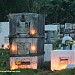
0, 0, 75, 24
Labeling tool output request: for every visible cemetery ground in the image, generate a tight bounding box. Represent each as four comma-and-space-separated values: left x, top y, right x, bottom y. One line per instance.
0, 68, 75, 75
0, 49, 9, 70
0, 49, 75, 75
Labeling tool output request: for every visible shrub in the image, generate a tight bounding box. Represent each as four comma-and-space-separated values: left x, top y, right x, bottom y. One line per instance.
42, 61, 50, 70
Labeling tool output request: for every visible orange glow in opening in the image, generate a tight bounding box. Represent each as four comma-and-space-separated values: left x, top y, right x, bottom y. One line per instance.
10, 65, 16, 70
52, 64, 67, 71
11, 44, 17, 52
4, 45, 8, 49
15, 62, 21, 65
3, 44, 9, 49
30, 28, 37, 36
12, 47, 15, 50
30, 45, 37, 51
61, 64, 67, 69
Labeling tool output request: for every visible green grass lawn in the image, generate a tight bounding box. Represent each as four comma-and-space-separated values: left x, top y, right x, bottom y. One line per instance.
0, 49, 9, 70
0, 49, 9, 59
0, 69, 44, 75
11, 69, 43, 75
0, 68, 75, 75
49, 68, 75, 75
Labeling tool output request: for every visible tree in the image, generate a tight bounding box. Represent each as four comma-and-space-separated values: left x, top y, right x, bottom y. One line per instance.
0, 0, 75, 24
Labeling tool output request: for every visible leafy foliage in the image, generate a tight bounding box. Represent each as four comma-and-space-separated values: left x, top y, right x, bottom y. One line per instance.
0, 49, 9, 70
0, 0, 75, 24
49, 68, 75, 75
42, 61, 50, 70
